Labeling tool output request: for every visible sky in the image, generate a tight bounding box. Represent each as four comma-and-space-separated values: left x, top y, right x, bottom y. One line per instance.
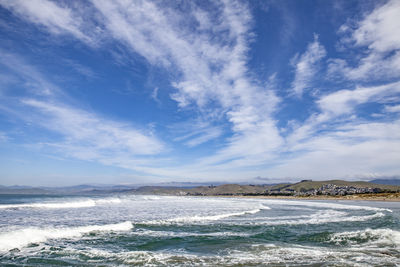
0, 0, 399, 186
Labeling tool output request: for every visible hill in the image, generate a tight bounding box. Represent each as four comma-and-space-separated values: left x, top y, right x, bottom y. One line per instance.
131, 180, 400, 196
274, 180, 399, 192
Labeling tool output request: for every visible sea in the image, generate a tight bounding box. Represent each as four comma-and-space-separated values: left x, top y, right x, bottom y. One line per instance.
0, 194, 399, 266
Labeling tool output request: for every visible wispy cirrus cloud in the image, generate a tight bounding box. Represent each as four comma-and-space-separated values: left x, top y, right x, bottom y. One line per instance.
290, 35, 326, 97
0, 52, 165, 171
22, 99, 164, 156
1, 0, 283, 177
90, 0, 282, 166
172, 120, 223, 148
0, 0, 95, 45
0, 51, 59, 96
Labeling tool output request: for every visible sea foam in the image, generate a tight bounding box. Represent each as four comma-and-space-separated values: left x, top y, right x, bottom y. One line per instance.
0, 221, 133, 252
329, 228, 400, 247
225, 210, 385, 226
0, 197, 121, 210
147, 208, 263, 225
262, 199, 392, 212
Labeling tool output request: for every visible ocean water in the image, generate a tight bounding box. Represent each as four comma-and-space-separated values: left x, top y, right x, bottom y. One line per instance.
0, 194, 399, 266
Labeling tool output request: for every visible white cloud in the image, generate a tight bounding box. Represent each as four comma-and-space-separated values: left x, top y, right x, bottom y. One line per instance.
21, 99, 164, 157
291, 35, 326, 96
151, 87, 160, 104
0, 131, 8, 142
184, 128, 223, 148
0, 0, 94, 44
1, 0, 283, 177
385, 104, 400, 113
352, 0, 400, 53
90, 0, 282, 165
330, 0, 400, 81
267, 119, 400, 180
63, 59, 97, 79
171, 120, 223, 148
286, 81, 400, 146
0, 51, 59, 96
0, 52, 165, 172
317, 81, 400, 117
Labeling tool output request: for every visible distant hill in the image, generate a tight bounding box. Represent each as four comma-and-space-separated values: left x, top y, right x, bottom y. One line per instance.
0, 187, 52, 195
369, 179, 400, 186
131, 184, 268, 196
0, 184, 135, 195
274, 180, 400, 192
130, 180, 400, 196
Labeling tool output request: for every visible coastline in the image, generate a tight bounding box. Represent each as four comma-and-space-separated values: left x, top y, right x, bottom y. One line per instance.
205, 193, 400, 202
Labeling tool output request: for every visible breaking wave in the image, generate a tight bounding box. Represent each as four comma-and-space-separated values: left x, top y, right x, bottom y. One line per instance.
0, 221, 133, 252
0, 198, 121, 210
263, 199, 392, 212
53, 243, 398, 266
241, 210, 385, 226
147, 208, 264, 224
329, 228, 400, 247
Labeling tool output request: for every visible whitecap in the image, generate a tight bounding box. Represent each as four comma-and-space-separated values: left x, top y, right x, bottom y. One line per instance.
232, 210, 385, 226
0, 221, 133, 252
0, 200, 97, 209
329, 228, 400, 247
54, 243, 399, 266
0, 197, 122, 210
147, 208, 263, 225
131, 229, 251, 237
261, 199, 392, 212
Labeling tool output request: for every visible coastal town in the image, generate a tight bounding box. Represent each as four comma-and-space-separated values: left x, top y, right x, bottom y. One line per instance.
267, 183, 387, 197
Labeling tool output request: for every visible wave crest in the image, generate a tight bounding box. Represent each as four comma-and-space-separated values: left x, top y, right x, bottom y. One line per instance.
329, 228, 400, 247
0, 221, 133, 252
0, 197, 122, 210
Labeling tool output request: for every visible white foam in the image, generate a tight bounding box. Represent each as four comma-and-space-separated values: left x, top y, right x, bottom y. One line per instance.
238, 210, 385, 226
132, 229, 250, 237
329, 228, 400, 247
58, 243, 398, 266
96, 198, 122, 204
147, 208, 263, 225
0, 221, 133, 252
140, 196, 161, 201
0, 200, 96, 209
0, 197, 122, 210
168, 208, 262, 223
261, 199, 392, 212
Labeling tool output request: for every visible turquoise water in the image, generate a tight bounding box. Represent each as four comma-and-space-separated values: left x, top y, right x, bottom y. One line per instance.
0, 194, 399, 266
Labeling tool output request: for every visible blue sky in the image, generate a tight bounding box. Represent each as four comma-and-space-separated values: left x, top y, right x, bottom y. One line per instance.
0, 0, 399, 186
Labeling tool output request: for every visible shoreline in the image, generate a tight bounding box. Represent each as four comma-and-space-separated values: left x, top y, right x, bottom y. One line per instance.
198, 193, 400, 202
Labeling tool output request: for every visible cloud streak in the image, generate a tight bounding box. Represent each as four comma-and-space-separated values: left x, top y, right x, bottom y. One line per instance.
0, 52, 165, 172
0, 0, 94, 44
291, 35, 326, 97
